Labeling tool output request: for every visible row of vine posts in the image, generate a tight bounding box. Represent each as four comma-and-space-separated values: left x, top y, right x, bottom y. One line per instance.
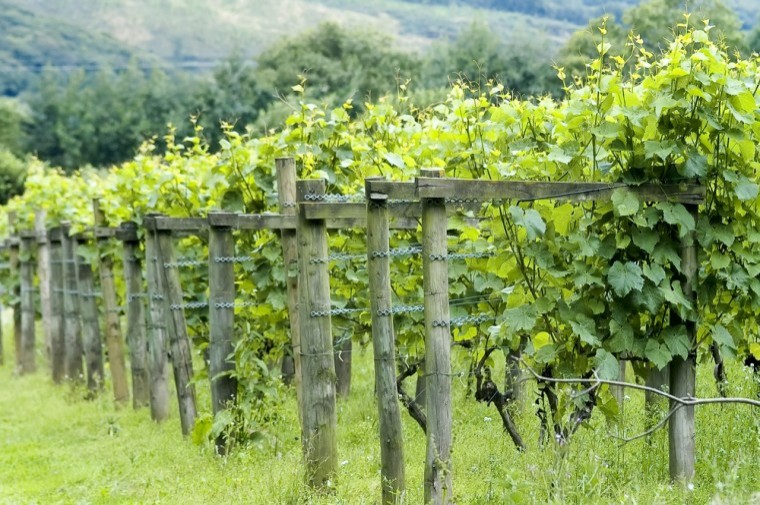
0, 157, 705, 504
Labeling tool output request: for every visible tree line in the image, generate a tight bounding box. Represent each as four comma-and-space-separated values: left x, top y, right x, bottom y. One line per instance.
0, 0, 759, 203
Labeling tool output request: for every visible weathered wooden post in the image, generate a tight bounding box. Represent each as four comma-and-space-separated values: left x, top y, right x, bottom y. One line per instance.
154, 220, 196, 436
296, 178, 338, 487
611, 360, 626, 412
93, 200, 129, 405
48, 227, 66, 383
76, 233, 105, 392
8, 212, 22, 372
276, 157, 302, 410
645, 365, 670, 412
62, 223, 84, 382
19, 230, 37, 374
118, 222, 150, 409
420, 168, 453, 504
143, 216, 170, 422
366, 176, 406, 504
669, 204, 698, 482
208, 211, 238, 454
334, 330, 352, 399
35, 210, 52, 360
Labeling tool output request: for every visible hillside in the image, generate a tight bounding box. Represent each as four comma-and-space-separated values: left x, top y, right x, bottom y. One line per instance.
2, 0, 758, 99
0, 1, 142, 96
3, 0, 758, 89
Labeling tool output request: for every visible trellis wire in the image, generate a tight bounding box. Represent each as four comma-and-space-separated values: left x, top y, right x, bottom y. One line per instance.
214, 256, 255, 263
170, 300, 210, 311
163, 258, 206, 268
303, 193, 365, 203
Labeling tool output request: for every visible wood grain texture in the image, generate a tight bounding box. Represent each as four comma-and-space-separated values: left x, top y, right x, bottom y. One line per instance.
144, 225, 170, 422
276, 158, 302, 418
121, 223, 150, 409
669, 204, 698, 482
156, 228, 197, 436
94, 199, 129, 405
48, 229, 66, 383
61, 225, 84, 383
35, 210, 52, 362
416, 177, 705, 204
296, 178, 338, 488
420, 169, 453, 505
76, 236, 105, 392
19, 234, 36, 374
208, 213, 238, 454
366, 177, 406, 504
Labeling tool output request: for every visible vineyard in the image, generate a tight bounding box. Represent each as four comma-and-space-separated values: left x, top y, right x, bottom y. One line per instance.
1, 25, 760, 503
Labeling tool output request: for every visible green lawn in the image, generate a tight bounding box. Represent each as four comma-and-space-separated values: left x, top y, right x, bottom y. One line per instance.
0, 319, 758, 504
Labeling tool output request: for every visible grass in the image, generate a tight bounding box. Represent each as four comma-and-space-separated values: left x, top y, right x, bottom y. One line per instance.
0, 318, 758, 504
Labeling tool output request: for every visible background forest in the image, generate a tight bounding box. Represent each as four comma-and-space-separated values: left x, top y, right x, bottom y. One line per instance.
1, 0, 760, 199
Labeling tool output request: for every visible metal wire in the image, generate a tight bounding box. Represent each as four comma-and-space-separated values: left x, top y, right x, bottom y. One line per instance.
214, 256, 255, 263
163, 258, 206, 268
169, 300, 209, 311
303, 193, 365, 203
370, 246, 423, 258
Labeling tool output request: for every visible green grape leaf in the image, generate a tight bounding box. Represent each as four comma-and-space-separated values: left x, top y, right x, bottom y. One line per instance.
662, 325, 690, 359
734, 179, 759, 201
657, 202, 695, 238
712, 324, 737, 352
509, 206, 546, 240
681, 152, 707, 178
608, 319, 634, 353
645, 340, 671, 370
594, 349, 620, 381
570, 314, 601, 346
611, 189, 639, 217
503, 305, 537, 332
608, 261, 644, 297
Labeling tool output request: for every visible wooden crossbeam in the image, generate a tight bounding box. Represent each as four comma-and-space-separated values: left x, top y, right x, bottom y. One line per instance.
415, 178, 705, 205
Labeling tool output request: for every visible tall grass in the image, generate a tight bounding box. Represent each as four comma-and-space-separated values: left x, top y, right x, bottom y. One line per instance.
0, 317, 758, 504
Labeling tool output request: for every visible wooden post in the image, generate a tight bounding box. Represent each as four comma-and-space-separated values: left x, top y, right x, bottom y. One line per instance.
93, 200, 129, 405
366, 177, 406, 503
35, 210, 52, 360
118, 223, 150, 409
420, 168, 453, 504
208, 212, 238, 454
48, 227, 66, 383
611, 360, 626, 411
143, 219, 170, 422
8, 212, 21, 372
645, 364, 670, 411
296, 178, 338, 487
76, 234, 105, 392
155, 225, 197, 436
62, 224, 84, 382
276, 157, 302, 413
19, 231, 37, 374
669, 205, 698, 482
334, 331, 352, 398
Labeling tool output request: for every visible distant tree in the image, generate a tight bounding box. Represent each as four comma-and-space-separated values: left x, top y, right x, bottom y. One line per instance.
194, 53, 270, 145
623, 0, 745, 53
555, 16, 628, 83
556, 0, 746, 85
422, 22, 557, 96
749, 23, 760, 53
255, 22, 420, 109
24, 63, 198, 170
0, 99, 27, 203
